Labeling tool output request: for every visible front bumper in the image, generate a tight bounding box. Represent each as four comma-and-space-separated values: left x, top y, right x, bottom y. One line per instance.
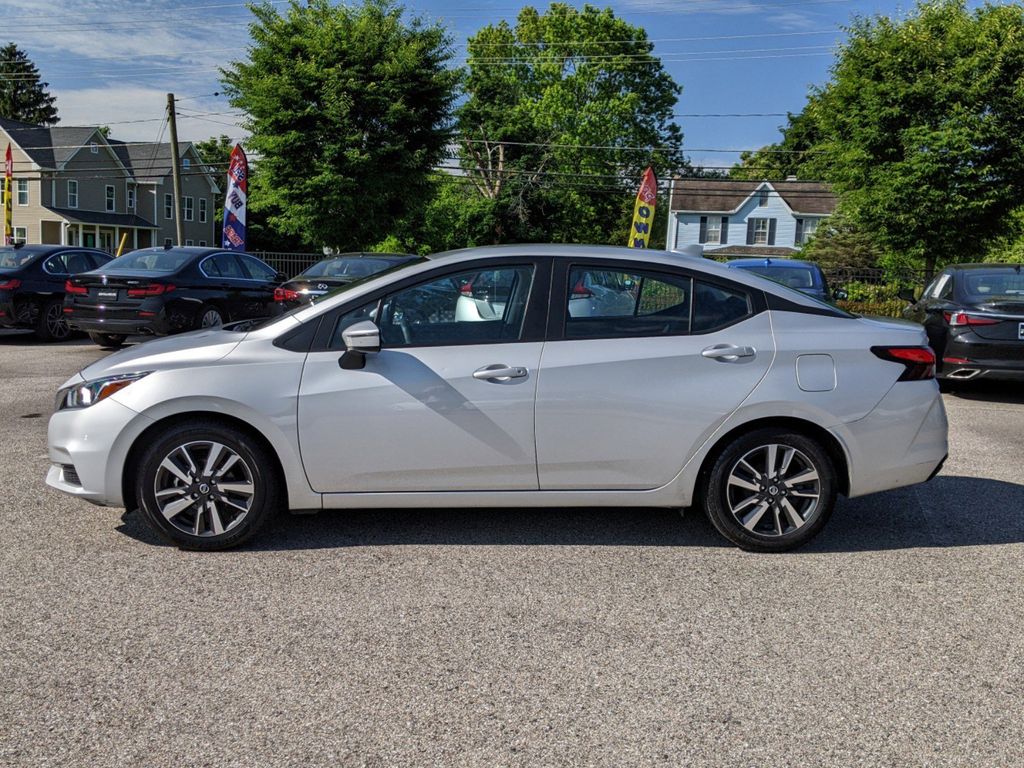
46, 396, 153, 507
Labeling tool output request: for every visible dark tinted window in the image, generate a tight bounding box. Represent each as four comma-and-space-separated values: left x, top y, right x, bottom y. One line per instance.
238, 255, 277, 281
105, 250, 190, 272
203, 253, 245, 279
565, 268, 691, 338
962, 270, 1024, 298
692, 280, 752, 333
739, 265, 816, 289
0, 248, 38, 270
376, 265, 535, 347
306, 257, 401, 279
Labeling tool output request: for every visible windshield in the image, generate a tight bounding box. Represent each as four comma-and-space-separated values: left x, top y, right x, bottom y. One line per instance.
303, 257, 402, 279
103, 250, 192, 272
738, 265, 817, 289
962, 269, 1024, 299
245, 256, 428, 331
0, 248, 39, 271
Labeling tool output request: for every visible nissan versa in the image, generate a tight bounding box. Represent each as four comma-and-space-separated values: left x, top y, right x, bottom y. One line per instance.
47, 245, 948, 552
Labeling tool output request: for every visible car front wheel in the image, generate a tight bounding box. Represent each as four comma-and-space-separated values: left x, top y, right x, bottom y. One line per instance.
35, 299, 72, 342
135, 420, 280, 550
703, 428, 837, 552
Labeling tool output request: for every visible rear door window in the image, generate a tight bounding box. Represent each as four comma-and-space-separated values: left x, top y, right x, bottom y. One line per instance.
691, 280, 752, 333
238, 255, 277, 282
564, 267, 691, 338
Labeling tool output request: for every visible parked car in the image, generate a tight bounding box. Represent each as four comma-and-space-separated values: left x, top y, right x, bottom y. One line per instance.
900, 263, 1024, 382
46, 244, 947, 553
65, 246, 286, 348
0, 244, 112, 341
273, 252, 417, 311
726, 258, 843, 303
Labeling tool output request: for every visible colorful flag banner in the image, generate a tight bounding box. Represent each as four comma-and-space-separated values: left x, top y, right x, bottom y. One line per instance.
627, 166, 657, 249
222, 144, 248, 251
4, 145, 12, 246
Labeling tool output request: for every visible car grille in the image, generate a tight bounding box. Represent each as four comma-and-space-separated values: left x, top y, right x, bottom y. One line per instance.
62, 464, 81, 486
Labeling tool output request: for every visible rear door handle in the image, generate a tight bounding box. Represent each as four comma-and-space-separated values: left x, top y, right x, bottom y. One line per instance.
473, 365, 528, 381
701, 344, 756, 362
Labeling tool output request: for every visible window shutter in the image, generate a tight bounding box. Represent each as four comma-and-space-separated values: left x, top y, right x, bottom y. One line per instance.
698, 216, 707, 244
720, 217, 728, 245
795, 218, 804, 245
746, 219, 755, 245
768, 219, 777, 246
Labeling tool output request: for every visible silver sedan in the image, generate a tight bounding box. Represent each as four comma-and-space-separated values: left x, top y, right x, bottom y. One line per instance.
46, 245, 948, 552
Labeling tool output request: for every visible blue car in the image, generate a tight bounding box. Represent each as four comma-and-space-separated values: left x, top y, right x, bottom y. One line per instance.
726, 258, 839, 303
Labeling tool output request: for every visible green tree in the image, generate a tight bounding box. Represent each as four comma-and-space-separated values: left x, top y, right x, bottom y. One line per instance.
221, 0, 457, 251
799, 207, 886, 271
0, 43, 58, 125
449, 3, 684, 246
730, 105, 826, 181
811, 0, 1024, 277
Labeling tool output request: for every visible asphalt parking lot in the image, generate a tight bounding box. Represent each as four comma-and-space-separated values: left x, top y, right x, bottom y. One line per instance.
1, 330, 1022, 767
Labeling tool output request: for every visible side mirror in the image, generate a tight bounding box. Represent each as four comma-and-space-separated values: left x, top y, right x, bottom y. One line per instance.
897, 288, 916, 303
832, 288, 848, 301
339, 320, 381, 370
274, 272, 288, 283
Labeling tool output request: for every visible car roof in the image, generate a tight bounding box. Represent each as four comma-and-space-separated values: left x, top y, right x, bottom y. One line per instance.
946, 263, 1024, 271
320, 252, 417, 260
726, 257, 819, 269
0, 244, 105, 255
125, 246, 238, 258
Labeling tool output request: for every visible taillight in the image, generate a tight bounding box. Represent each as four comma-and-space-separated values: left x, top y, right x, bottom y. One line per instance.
64, 280, 87, 295
571, 278, 593, 298
127, 283, 175, 297
274, 287, 300, 302
943, 311, 1000, 326
871, 346, 936, 381
0, 278, 21, 290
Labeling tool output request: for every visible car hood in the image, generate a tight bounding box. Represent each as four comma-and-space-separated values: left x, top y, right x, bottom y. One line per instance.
76, 328, 245, 383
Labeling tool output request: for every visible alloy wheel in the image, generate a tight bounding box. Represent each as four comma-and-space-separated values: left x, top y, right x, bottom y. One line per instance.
152, 441, 255, 537
725, 443, 822, 537
46, 302, 70, 339
201, 309, 223, 327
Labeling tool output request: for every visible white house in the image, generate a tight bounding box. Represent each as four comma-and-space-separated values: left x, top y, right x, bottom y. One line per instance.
667, 178, 837, 258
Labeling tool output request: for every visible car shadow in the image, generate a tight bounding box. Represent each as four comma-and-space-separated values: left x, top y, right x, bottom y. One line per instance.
0, 330, 95, 346
942, 380, 1024, 406
114, 475, 1024, 553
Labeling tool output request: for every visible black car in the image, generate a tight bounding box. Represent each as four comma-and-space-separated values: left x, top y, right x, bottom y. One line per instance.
0, 244, 112, 341
273, 252, 417, 311
901, 263, 1024, 382
66, 246, 286, 347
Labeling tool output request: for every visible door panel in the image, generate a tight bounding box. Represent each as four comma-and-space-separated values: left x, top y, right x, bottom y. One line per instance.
536, 264, 774, 490
298, 343, 542, 492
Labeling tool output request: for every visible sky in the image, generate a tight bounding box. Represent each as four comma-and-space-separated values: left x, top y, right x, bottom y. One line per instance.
0, 0, 996, 170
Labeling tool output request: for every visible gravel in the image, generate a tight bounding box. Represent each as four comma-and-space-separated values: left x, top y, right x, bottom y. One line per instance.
1, 330, 1022, 767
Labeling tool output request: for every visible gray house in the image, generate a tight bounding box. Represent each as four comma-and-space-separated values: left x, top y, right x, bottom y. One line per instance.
0, 117, 219, 252
667, 178, 837, 258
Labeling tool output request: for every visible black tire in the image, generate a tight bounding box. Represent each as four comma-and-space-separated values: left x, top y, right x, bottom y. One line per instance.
196, 304, 225, 329
135, 420, 281, 551
702, 428, 837, 552
87, 331, 126, 348
34, 299, 72, 342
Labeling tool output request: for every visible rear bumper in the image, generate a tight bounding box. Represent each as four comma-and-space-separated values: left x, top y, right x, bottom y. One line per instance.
940, 334, 1024, 380
841, 381, 949, 498
67, 306, 173, 336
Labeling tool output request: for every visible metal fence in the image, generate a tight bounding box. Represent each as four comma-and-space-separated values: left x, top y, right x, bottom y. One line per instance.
251, 251, 325, 277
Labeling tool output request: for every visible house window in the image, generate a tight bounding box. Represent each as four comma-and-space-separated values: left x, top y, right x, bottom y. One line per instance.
198, 198, 207, 223
164, 238, 173, 247
758, 189, 769, 207
185, 239, 193, 246
183, 196, 194, 221
164, 194, 174, 220
67, 180, 78, 209
199, 240, 207, 246
90, 142, 98, 154
704, 217, 722, 245
752, 218, 770, 245
16, 180, 28, 206
182, 157, 191, 170
105, 185, 115, 212
13, 226, 27, 244
800, 218, 819, 244
127, 186, 136, 211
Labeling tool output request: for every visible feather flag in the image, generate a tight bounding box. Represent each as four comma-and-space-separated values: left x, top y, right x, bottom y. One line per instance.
627, 167, 657, 249
222, 144, 248, 250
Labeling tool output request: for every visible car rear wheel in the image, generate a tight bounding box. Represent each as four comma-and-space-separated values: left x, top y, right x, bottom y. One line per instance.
87, 331, 126, 348
34, 299, 72, 342
135, 420, 280, 551
703, 428, 836, 552
197, 305, 224, 328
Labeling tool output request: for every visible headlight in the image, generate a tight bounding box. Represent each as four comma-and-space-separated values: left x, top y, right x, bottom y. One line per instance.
56, 372, 152, 410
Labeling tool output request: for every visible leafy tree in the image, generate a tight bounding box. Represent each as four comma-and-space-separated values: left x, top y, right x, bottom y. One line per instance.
222, 0, 457, 251
450, 3, 684, 246
799, 207, 886, 271
0, 43, 58, 125
730, 106, 826, 181
811, 0, 1024, 277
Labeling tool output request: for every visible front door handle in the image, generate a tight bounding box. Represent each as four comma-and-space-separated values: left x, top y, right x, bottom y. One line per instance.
701, 344, 756, 362
473, 364, 528, 381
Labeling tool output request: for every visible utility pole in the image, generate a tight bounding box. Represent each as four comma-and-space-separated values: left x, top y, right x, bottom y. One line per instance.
166, 93, 185, 246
